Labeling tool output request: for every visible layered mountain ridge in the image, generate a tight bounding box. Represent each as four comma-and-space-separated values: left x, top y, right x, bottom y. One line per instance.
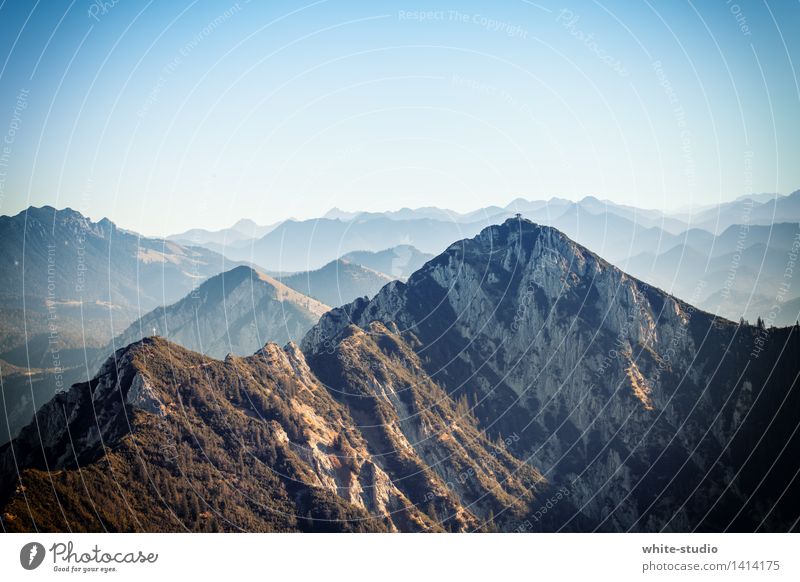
303, 218, 800, 531
0, 334, 542, 532
2, 218, 798, 532
107, 265, 329, 361
278, 259, 394, 308
0, 206, 247, 446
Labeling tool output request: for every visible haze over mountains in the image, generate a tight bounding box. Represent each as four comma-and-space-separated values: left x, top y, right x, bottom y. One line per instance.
107, 266, 329, 361
277, 260, 394, 308
184, 191, 800, 325
167, 218, 282, 248
1, 218, 798, 532
0, 208, 430, 445
340, 245, 434, 280
0, 206, 246, 445
3, 191, 799, 448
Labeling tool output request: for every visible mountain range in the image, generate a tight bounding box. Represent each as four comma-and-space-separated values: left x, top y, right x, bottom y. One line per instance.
2, 218, 797, 532
623, 222, 800, 324
106, 266, 329, 361
340, 245, 434, 280
218, 215, 501, 272
0, 211, 427, 445
277, 260, 394, 308
182, 193, 800, 325
0, 206, 246, 446
167, 218, 281, 248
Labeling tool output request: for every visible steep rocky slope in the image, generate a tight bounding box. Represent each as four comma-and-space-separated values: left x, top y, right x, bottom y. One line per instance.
304, 218, 800, 531
0, 339, 429, 532
0, 334, 543, 532
2, 218, 797, 532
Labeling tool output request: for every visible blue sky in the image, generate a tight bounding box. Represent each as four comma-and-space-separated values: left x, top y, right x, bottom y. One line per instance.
0, 0, 798, 236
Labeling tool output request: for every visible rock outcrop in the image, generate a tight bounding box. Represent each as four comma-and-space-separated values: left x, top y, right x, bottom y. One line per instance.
304, 218, 800, 531
2, 219, 798, 532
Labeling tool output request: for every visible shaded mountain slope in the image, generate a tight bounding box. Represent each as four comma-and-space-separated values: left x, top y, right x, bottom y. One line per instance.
0, 338, 431, 532
303, 218, 800, 531
0, 333, 544, 532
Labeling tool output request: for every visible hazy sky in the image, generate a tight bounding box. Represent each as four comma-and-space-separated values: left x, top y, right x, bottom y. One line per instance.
0, 0, 798, 236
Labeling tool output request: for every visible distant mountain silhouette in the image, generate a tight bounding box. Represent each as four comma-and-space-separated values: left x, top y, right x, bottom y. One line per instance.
279, 259, 393, 307
167, 218, 281, 247
340, 245, 434, 280
0, 206, 244, 445
624, 222, 800, 324
223, 216, 500, 271
107, 265, 329, 361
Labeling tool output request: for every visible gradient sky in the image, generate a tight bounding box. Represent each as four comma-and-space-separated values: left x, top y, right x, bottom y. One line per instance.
0, 0, 798, 236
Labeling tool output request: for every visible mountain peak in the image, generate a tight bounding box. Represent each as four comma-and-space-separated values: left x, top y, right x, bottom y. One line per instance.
299, 219, 800, 531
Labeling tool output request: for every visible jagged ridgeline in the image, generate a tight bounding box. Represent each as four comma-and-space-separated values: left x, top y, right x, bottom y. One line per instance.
2, 219, 798, 532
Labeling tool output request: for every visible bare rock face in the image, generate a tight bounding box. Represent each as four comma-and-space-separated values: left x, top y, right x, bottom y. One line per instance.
126, 373, 166, 417
304, 218, 800, 532
2, 336, 527, 532
306, 321, 545, 530
2, 219, 798, 533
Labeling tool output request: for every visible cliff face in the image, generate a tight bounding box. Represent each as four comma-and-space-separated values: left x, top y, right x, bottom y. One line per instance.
0, 334, 541, 532
305, 321, 544, 530
2, 219, 798, 532
1, 338, 432, 532
303, 218, 800, 531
